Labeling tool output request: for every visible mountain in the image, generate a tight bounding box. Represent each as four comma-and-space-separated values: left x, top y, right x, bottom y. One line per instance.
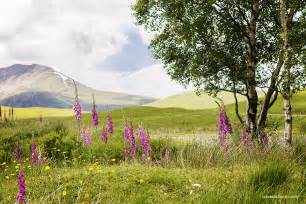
0, 64, 155, 111
145, 91, 248, 110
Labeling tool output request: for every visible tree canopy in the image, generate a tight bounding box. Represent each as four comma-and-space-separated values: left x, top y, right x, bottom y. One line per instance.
133, 0, 306, 138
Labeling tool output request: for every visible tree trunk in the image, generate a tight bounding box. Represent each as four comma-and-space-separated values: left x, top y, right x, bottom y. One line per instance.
257, 59, 283, 139
246, 0, 259, 138
280, 0, 292, 144
283, 94, 292, 143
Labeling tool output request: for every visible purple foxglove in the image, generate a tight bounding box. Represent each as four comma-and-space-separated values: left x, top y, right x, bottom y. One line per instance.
101, 124, 108, 144
16, 168, 26, 202
31, 143, 38, 163
73, 80, 82, 121
81, 127, 91, 146
240, 129, 254, 155
129, 123, 137, 158
107, 114, 114, 134
73, 99, 82, 121
217, 108, 232, 151
138, 125, 152, 158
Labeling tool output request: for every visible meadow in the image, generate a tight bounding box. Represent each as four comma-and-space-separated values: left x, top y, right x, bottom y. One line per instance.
0, 92, 305, 203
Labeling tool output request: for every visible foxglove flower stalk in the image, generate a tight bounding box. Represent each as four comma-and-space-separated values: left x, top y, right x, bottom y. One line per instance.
123, 121, 136, 159
14, 143, 22, 162
11, 106, 14, 119
217, 108, 232, 151
129, 123, 137, 157
16, 168, 26, 203
101, 124, 108, 144
31, 143, 38, 163
73, 80, 82, 121
91, 94, 99, 128
138, 125, 152, 158
0, 105, 2, 119
73, 99, 82, 121
107, 114, 113, 134
240, 129, 254, 155
81, 127, 91, 146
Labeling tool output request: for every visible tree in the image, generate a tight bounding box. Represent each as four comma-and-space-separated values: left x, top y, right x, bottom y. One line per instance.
133, 0, 306, 139
279, 0, 306, 144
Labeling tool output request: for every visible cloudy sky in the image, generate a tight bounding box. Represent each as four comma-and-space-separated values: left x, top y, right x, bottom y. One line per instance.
0, 0, 190, 98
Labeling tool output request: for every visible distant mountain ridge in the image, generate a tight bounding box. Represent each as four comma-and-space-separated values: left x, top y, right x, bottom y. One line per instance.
0, 64, 155, 111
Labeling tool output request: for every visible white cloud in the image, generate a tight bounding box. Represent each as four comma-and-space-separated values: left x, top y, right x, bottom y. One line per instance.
119, 64, 190, 98
0, 0, 189, 98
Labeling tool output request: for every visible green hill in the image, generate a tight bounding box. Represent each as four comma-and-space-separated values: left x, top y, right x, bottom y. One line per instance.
146, 92, 247, 110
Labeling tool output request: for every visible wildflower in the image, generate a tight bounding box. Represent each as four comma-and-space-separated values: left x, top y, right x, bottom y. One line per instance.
31, 143, 38, 163
139, 179, 144, 184
73, 80, 82, 121
129, 122, 137, 158
44, 165, 50, 171
91, 94, 99, 128
62, 190, 67, 196
81, 127, 91, 146
101, 124, 108, 144
138, 125, 152, 159
16, 168, 26, 203
14, 143, 22, 163
0, 105, 2, 119
5, 176, 9, 179
240, 129, 254, 155
107, 114, 114, 134
192, 183, 202, 188
111, 158, 116, 162
217, 107, 232, 151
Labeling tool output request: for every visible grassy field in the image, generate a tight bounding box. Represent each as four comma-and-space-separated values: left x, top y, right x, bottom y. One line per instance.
0, 92, 305, 203
0, 113, 305, 203
1, 106, 74, 119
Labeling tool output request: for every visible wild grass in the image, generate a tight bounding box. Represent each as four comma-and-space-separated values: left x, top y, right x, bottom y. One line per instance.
0, 107, 305, 203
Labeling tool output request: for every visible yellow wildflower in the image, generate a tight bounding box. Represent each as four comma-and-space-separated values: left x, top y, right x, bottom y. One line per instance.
44, 165, 50, 171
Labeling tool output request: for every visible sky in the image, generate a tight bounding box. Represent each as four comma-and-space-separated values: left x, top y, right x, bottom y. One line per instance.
0, 0, 190, 98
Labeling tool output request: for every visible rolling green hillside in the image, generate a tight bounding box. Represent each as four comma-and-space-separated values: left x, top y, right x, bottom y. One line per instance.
147, 90, 306, 114
146, 91, 251, 110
